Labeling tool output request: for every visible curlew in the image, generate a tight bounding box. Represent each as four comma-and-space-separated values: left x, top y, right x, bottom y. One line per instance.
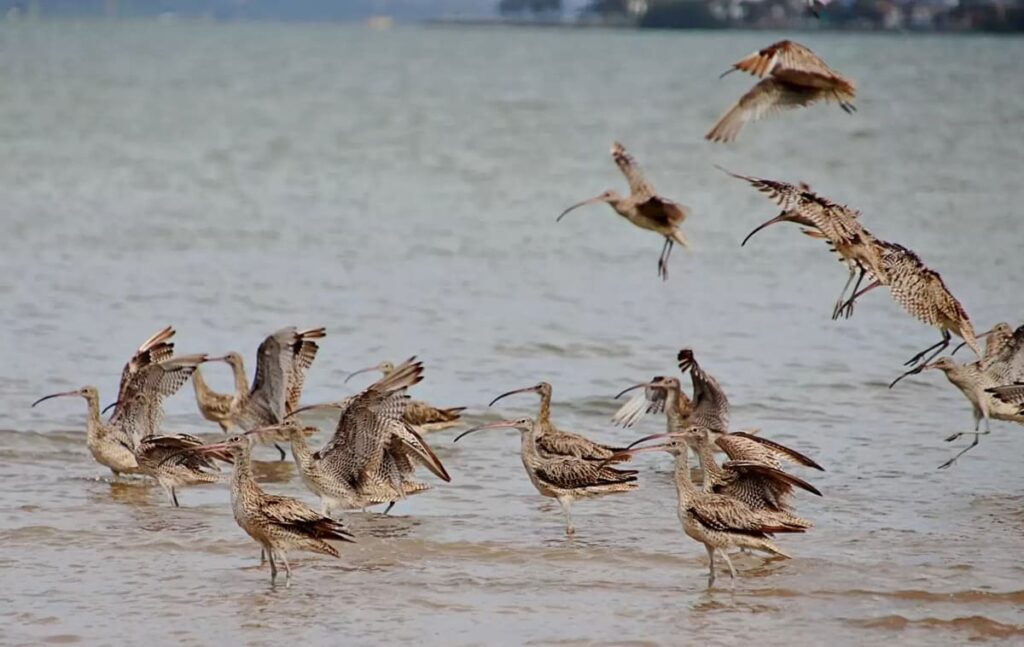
489, 381, 627, 462
285, 358, 451, 514
216, 327, 326, 460
190, 352, 250, 434
611, 437, 804, 588
923, 324, 1024, 468
455, 417, 637, 535
707, 40, 856, 143
178, 432, 355, 584
558, 141, 690, 281
612, 375, 693, 429
836, 241, 981, 387
344, 360, 465, 432
722, 168, 886, 319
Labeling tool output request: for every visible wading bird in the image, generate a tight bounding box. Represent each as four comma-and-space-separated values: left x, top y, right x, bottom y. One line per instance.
455, 417, 637, 535
558, 141, 690, 280
489, 381, 628, 462
177, 432, 354, 584
344, 360, 465, 432
707, 40, 856, 143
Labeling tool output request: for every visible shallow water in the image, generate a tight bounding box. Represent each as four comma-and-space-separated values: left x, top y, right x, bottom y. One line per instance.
1, 21, 1023, 646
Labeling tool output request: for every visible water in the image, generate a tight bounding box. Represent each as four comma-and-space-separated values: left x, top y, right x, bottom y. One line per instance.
1, 21, 1023, 646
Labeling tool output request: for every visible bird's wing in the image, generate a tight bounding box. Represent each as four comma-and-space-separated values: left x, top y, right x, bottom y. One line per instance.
284, 327, 325, 415
610, 141, 656, 198
635, 196, 689, 228
243, 328, 293, 428
729, 40, 846, 86
111, 355, 205, 440
687, 495, 806, 535
535, 457, 637, 490
984, 326, 1024, 384
537, 430, 622, 461
403, 400, 463, 426
987, 382, 1024, 406
719, 169, 808, 213
259, 494, 355, 543
705, 79, 823, 143
677, 349, 730, 432
611, 387, 664, 429
723, 460, 822, 496
389, 421, 451, 482
112, 326, 176, 419
718, 432, 824, 470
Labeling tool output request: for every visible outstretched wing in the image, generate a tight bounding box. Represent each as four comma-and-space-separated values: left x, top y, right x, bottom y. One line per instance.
285, 327, 326, 414
112, 326, 175, 419
718, 432, 824, 471
677, 349, 730, 432
610, 141, 656, 198
706, 79, 824, 144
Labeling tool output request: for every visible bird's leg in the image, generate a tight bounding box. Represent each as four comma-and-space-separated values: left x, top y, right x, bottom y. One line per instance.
260, 549, 266, 566
170, 487, 179, 508
836, 279, 881, 319
657, 238, 671, 281
267, 550, 278, 583
274, 444, 287, 461
278, 551, 292, 587
719, 549, 737, 587
946, 407, 985, 443
705, 544, 716, 589
938, 433, 984, 470
383, 501, 396, 515
558, 497, 575, 536
890, 334, 950, 388
832, 266, 864, 321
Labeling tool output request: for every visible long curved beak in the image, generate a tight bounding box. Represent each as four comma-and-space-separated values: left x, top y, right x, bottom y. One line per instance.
719, 66, 738, 79
613, 381, 661, 400
100, 401, 119, 414
557, 196, 604, 222
453, 420, 521, 443
921, 362, 944, 371
624, 432, 679, 451
344, 364, 383, 384
598, 443, 676, 469
741, 213, 791, 247
205, 355, 231, 362
488, 386, 539, 407
31, 390, 81, 407
285, 402, 343, 419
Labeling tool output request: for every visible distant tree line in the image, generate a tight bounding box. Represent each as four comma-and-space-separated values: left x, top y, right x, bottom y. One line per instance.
497, 0, 562, 17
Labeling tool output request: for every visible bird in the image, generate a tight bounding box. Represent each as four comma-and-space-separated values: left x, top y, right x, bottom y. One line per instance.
676, 349, 730, 434
31, 325, 180, 479
611, 375, 687, 429
455, 417, 637, 536
557, 141, 690, 281
488, 381, 628, 462
923, 324, 1024, 468
32, 385, 140, 477
707, 40, 856, 143
611, 437, 804, 588
174, 432, 354, 584
190, 352, 250, 433
343, 360, 465, 432
111, 353, 227, 506
722, 168, 886, 319
836, 241, 982, 387
631, 426, 823, 529
219, 327, 327, 460
285, 358, 451, 514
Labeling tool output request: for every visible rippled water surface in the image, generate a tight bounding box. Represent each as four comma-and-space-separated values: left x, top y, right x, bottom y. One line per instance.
1, 21, 1023, 646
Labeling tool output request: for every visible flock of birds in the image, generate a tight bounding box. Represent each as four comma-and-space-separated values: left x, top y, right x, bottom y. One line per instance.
31, 39, 1023, 589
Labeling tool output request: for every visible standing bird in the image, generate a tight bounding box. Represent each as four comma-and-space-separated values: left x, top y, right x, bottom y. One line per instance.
707, 40, 856, 143
488, 381, 627, 462
611, 437, 803, 588
190, 352, 250, 433
113, 353, 227, 506
31, 325, 177, 478
344, 360, 465, 432
722, 168, 886, 319
220, 327, 326, 460
836, 241, 981, 386
455, 417, 637, 535
285, 358, 451, 514
557, 141, 690, 280
179, 432, 354, 584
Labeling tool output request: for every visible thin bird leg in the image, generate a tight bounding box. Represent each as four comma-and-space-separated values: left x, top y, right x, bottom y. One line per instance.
170, 487, 179, 508
836, 278, 881, 319
705, 544, 717, 589
833, 266, 866, 321
278, 551, 292, 586
946, 408, 988, 442
831, 266, 858, 320
890, 333, 951, 388
260, 549, 266, 566
938, 433, 984, 470
657, 238, 671, 281
267, 549, 278, 583
718, 549, 738, 588
558, 496, 575, 536
274, 444, 287, 461
383, 501, 396, 515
